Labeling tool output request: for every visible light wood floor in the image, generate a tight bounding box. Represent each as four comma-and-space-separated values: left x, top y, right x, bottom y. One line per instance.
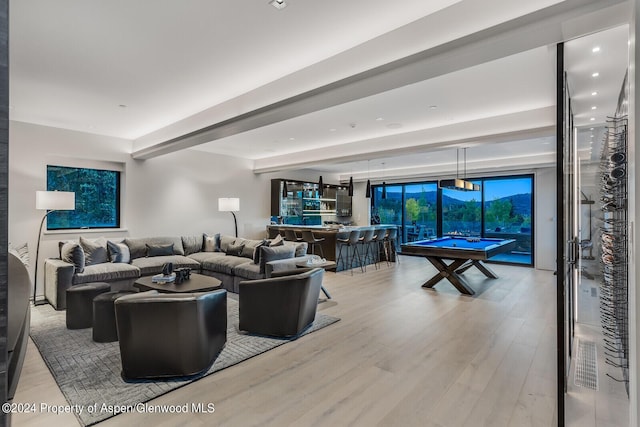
13, 256, 558, 427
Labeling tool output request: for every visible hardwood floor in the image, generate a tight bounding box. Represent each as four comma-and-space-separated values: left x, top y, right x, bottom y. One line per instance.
13, 256, 558, 427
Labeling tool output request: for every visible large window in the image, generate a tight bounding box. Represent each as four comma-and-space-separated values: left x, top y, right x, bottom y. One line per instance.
442, 180, 481, 237
371, 174, 534, 265
46, 165, 121, 230
405, 183, 437, 241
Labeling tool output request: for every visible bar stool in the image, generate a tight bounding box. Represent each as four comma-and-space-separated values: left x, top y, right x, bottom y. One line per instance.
384, 228, 400, 265
336, 230, 363, 275
284, 229, 303, 242
300, 230, 325, 258
371, 227, 388, 268
358, 228, 377, 271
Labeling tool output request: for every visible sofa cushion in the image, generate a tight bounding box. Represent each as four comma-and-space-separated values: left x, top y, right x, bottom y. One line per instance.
240, 239, 264, 260
269, 235, 284, 247
123, 237, 185, 260
200, 255, 248, 275
72, 262, 140, 285
107, 241, 131, 263
252, 239, 268, 264
79, 236, 109, 266
219, 235, 238, 253
203, 233, 221, 252
146, 243, 174, 257
187, 251, 226, 264
181, 235, 203, 256
232, 262, 264, 281
226, 243, 245, 257
131, 255, 200, 276
284, 241, 308, 257
59, 241, 85, 273
259, 245, 295, 274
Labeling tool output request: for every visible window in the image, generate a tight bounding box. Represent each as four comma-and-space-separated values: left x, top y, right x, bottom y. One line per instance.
441, 180, 481, 237
371, 174, 534, 266
46, 165, 121, 230
405, 183, 437, 242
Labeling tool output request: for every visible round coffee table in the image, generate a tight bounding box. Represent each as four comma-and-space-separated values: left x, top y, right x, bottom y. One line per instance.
134, 273, 222, 293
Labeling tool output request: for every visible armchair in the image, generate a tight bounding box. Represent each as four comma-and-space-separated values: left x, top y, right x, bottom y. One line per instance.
239, 267, 324, 337
115, 289, 227, 380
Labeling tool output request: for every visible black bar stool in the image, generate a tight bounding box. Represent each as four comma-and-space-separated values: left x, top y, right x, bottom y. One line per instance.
358, 228, 377, 271
336, 230, 363, 275
300, 230, 325, 258
384, 228, 400, 265
284, 229, 303, 242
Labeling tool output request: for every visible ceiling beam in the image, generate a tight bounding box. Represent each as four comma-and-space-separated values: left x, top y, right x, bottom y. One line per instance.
132, 0, 626, 160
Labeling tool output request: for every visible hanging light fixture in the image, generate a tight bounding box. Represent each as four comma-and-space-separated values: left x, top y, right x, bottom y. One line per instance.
365, 160, 371, 198
282, 180, 288, 198
381, 162, 387, 199
439, 148, 480, 191
318, 176, 324, 197
348, 176, 354, 196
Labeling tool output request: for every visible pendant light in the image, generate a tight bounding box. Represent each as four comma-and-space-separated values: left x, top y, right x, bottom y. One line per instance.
381, 162, 387, 199
282, 180, 288, 198
318, 176, 324, 197
365, 160, 371, 198
348, 176, 354, 196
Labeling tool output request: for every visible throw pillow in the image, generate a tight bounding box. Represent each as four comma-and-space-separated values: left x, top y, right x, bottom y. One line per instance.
252, 239, 268, 264
80, 236, 109, 266
225, 243, 245, 257
107, 240, 131, 263
219, 235, 237, 253
269, 234, 284, 247
8, 242, 29, 267
146, 243, 174, 257
123, 238, 147, 260
241, 239, 263, 259
259, 245, 295, 274
181, 235, 203, 256
203, 233, 221, 252
59, 241, 85, 273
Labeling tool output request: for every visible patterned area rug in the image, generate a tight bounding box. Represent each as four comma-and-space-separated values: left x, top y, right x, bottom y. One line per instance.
30, 297, 339, 426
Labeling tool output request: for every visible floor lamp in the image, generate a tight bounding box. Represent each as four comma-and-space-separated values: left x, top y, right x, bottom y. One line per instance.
34, 191, 75, 305
218, 197, 240, 238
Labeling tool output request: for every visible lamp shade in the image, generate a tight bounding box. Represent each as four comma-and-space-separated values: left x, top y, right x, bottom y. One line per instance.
218, 197, 240, 212
36, 191, 75, 211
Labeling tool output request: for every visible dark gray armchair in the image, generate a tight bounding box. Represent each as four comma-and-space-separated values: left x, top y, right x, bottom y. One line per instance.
115, 289, 227, 380
239, 267, 324, 337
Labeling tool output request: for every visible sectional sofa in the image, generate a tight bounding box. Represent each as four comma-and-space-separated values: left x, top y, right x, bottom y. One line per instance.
44, 234, 309, 310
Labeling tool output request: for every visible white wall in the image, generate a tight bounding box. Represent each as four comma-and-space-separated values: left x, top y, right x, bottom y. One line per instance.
535, 167, 557, 271
8, 120, 326, 300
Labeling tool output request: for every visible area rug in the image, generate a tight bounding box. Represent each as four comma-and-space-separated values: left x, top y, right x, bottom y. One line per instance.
29, 298, 339, 426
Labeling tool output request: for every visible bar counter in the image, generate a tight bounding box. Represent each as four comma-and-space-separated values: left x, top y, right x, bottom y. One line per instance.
267, 224, 398, 270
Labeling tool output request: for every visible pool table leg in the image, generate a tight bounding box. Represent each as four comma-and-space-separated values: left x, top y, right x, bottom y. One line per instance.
422, 257, 475, 295
470, 260, 499, 279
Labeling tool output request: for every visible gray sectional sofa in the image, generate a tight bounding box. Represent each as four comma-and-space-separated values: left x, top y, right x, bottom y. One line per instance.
44, 234, 309, 310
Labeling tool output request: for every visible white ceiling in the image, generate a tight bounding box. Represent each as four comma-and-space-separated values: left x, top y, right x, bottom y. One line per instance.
8, 0, 630, 183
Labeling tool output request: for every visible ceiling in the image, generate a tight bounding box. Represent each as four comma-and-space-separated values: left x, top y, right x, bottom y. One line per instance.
9, 0, 631, 183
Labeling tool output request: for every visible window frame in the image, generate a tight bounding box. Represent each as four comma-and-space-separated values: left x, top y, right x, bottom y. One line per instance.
46, 164, 122, 231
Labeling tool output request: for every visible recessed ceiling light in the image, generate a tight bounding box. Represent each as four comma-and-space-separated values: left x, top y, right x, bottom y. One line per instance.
375, 117, 384, 121
289, 137, 295, 141
592, 46, 601, 53
329, 128, 337, 132
591, 91, 598, 96
118, 104, 127, 108
269, 0, 287, 10
386, 123, 403, 129
589, 127, 594, 130
592, 72, 599, 78
591, 106, 597, 110
429, 105, 438, 110
590, 117, 595, 121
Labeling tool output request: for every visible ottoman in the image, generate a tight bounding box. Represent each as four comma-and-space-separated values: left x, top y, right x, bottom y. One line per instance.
93, 291, 137, 342
66, 282, 111, 329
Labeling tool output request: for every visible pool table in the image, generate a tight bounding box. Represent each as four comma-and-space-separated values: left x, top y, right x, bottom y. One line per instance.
401, 236, 516, 295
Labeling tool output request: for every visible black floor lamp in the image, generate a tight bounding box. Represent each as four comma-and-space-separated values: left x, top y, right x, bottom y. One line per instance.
34, 190, 75, 305
218, 197, 240, 237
